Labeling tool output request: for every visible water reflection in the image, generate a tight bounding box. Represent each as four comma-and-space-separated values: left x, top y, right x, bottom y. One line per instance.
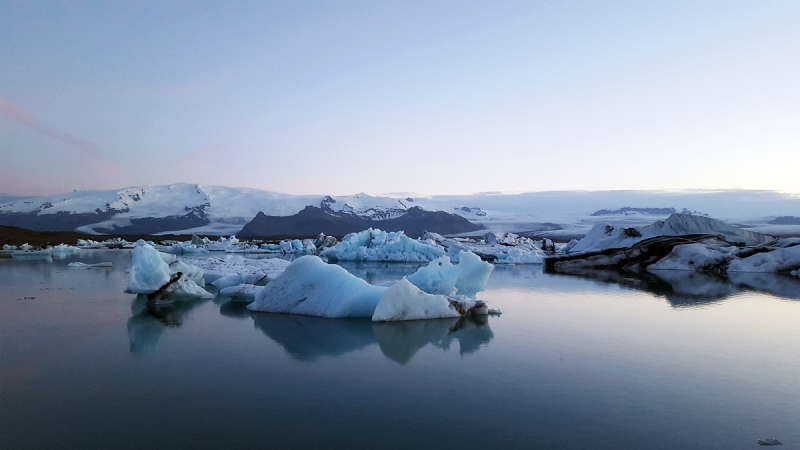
250, 312, 494, 364
549, 268, 800, 306
127, 295, 210, 355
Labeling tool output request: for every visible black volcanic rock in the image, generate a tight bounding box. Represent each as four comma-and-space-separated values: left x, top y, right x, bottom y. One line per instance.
237, 206, 483, 238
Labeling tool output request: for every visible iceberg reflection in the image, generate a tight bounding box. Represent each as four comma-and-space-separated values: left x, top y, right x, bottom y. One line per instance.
249, 312, 494, 364
127, 295, 210, 355
550, 269, 800, 306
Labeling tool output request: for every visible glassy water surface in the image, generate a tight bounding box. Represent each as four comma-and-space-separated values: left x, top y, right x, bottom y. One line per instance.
2, 250, 800, 449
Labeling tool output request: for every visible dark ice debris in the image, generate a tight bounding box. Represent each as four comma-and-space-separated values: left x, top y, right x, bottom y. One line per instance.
758, 438, 782, 446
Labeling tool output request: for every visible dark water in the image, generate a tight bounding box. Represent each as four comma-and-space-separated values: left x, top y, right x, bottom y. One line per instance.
2, 251, 800, 449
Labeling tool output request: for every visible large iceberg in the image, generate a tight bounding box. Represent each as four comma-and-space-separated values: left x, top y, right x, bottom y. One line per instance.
546, 234, 800, 277
248, 252, 495, 320
247, 256, 386, 318
569, 213, 774, 254
321, 228, 445, 262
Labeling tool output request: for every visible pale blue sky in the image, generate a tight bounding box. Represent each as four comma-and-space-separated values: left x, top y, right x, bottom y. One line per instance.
1, 1, 798, 196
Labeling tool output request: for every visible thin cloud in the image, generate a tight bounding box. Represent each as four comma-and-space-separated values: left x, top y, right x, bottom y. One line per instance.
0, 95, 102, 159
0, 95, 130, 189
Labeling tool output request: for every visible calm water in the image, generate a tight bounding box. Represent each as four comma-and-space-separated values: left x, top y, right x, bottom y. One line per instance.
2, 250, 800, 449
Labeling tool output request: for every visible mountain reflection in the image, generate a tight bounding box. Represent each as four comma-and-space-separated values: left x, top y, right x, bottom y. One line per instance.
251, 312, 494, 364
549, 268, 800, 306
127, 295, 210, 355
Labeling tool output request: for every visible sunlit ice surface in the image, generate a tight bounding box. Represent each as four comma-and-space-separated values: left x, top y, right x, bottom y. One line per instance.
1, 251, 799, 449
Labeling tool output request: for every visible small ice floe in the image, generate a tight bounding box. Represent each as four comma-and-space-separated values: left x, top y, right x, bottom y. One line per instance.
181, 255, 290, 285
219, 284, 264, 302
488, 308, 502, 316
3, 244, 17, 250
163, 242, 209, 255
757, 437, 782, 446
68, 262, 113, 268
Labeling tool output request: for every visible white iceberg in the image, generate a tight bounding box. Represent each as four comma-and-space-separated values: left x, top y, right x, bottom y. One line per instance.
729, 241, 800, 273
569, 213, 774, 254
52, 244, 81, 255
247, 256, 386, 318
248, 253, 494, 320
127, 244, 209, 299
424, 231, 546, 265
321, 228, 445, 262
163, 242, 209, 255
180, 255, 290, 285
127, 245, 172, 294
3, 244, 17, 250
406, 251, 493, 297
211, 273, 244, 289
68, 262, 113, 268
372, 278, 488, 322
219, 284, 265, 302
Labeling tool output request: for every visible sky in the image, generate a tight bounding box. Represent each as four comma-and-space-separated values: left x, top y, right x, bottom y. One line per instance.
1, 1, 799, 197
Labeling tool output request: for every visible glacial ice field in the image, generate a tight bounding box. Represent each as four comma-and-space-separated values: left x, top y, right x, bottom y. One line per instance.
3, 249, 800, 449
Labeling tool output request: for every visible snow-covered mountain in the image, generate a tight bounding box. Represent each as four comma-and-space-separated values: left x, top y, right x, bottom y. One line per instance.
1, 184, 799, 237
0, 184, 415, 235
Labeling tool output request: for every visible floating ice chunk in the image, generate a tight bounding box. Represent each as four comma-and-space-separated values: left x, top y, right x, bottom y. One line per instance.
127, 245, 172, 294
729, 244, 800, 273
181, 255, 290, 284
260, 243, 282, 252
372, 278, 488, 322
757, 437, 782, 446
3, 244, 17, 250
249, 254, 495, 320
52, 244, 80, 254
321, 228, 445, 262
562, 239, 579, 253
492, 246, 545, 264
168, 259, 205, 287
247, 255, 387, 318
219, 283, 264, 302
20, 243, 32, 250
406, 251, 493, 298
68, 262, 113, 268
212, 274, 244, 289
647, 242, 738, 272
164, 242, 209, 255
148, 271, 213, 302
571, 213, 774, 254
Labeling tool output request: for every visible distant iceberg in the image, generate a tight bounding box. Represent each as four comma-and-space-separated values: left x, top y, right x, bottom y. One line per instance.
321, 228, 446, 262
422, 231, 547, 265
568, 213, 774, 254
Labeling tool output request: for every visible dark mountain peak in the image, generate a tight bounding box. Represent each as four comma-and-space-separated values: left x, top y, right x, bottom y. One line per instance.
238, 205, 482, 239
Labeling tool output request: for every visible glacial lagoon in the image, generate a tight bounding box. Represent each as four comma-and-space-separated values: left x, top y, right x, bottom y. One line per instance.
2, 250, 800, 449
